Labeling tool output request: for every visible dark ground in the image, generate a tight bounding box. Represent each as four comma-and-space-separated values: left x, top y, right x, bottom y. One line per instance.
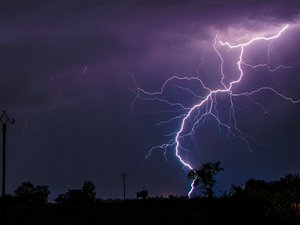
1, 198, 299, 225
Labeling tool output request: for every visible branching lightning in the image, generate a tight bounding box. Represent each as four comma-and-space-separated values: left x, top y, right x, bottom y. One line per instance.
131, 24, 299, 197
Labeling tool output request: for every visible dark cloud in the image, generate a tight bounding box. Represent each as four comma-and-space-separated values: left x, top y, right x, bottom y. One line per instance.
0, 0, 299, 198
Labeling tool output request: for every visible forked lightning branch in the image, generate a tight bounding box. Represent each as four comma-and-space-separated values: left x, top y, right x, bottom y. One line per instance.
131, 24, 300, 197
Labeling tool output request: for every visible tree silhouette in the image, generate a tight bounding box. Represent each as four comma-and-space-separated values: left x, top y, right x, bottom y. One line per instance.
136, 188, 149, 200
82, 181, 96, 201
14, 181, 50, 204
56, 181, 96, 204
188, 161, 223, 198
228, 174, 300, 224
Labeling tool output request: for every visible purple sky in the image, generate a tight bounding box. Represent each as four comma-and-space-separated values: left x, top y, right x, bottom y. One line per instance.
1, 0, 300, 199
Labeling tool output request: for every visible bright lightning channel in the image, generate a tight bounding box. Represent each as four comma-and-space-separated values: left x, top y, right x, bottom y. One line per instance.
131, 24, 299, 198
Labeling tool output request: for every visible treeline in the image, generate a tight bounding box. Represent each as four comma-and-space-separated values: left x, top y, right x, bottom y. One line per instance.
1, 172, 300, 209
0, 173, 300, 225
1, 181, 96, 205
226, 174, 300, 224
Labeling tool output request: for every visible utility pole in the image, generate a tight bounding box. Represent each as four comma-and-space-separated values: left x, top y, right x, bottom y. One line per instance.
121, 172, 127, 200
0, 111, 14, 198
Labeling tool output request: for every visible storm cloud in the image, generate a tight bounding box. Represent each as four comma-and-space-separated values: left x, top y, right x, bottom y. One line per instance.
0, 0, 299, 198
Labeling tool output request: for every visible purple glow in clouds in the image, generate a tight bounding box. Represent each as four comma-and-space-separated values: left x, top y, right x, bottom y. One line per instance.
131, 24, 300, 197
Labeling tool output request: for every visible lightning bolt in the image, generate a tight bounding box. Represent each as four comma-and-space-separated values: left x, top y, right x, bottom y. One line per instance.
131, 24, 299, 197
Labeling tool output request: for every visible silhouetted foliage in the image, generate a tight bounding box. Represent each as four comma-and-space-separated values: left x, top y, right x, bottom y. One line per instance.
1, 174, 299, 225
229, 174, 300, 225
188, 161, 223, 198
136, 189, 149, 200
82, 181, 97, 200
56, 181, 96, 204
229, 184, 243, 196
14, 181, 50, 204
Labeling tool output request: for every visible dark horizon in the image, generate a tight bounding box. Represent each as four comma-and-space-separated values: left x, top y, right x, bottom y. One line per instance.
0, 0, 300, 199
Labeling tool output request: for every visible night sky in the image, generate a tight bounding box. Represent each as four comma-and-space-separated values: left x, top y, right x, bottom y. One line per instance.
1, 0, 300, 199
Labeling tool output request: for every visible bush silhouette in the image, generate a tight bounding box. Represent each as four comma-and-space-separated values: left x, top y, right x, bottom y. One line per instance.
56, 181, 96, 204
14, 181, 50, 204
136, 189, 149, 200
